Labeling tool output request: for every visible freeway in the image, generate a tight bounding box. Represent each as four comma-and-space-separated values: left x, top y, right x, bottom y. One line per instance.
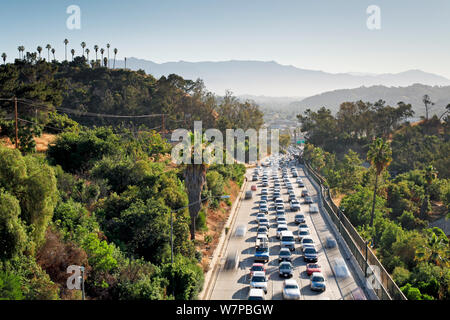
209, 156, 367, 300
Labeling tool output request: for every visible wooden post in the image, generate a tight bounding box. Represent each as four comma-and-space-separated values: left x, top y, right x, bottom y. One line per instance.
14, 97, 18, 149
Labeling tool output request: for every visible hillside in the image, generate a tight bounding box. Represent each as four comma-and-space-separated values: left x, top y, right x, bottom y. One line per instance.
289, 84, 450, 117
118, 58, 450, 97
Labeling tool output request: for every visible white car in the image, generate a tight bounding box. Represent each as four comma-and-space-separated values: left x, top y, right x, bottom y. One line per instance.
309, 204, 319, 213
250, 271, 268, 293
248, 288, 265, 300
256, 213, 266, 222
301, 236, 315, 249
298, 228, 310, 241
276, 224, 289, 239
332, 258, 350, 278
310, 272, 326, 292
235, 225, 247, 238
283, 279, 301, 300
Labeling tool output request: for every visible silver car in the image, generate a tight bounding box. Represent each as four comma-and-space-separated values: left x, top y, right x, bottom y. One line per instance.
310, 272, 326, 292
250, 271, 268, 293
283, 279, 301, 300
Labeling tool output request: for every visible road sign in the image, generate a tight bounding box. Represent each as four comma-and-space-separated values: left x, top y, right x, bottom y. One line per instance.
297, 140, 305, 144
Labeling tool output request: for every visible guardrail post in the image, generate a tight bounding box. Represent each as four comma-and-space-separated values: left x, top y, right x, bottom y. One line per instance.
365, 240, 369, 278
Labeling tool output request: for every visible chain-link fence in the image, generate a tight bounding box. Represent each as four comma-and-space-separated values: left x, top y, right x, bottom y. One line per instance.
304, 162, 407, 300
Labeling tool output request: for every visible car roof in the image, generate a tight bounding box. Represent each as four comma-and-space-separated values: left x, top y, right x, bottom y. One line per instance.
281, 230, 294, 236
284, 279, 298, 286
252, 271, 266, 277
311, 272, 324, 277
252, 263, 264, 267
249, 288, 264, 296
302, 236, 313, 240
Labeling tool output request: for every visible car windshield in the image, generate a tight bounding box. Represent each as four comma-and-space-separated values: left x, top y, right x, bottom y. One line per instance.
312, 276, 324, 282
252, 276, 266, 282
303, 239, 313, 243
282, 236, 294, 241
300, 231, 309, 235
256, 247, 268, 253
252, 266, 264, 271
309, 264, 320, 269
280, 264, 292, 270
248, 296, 263, 300
257, 228, 267, 233
285, 284, 298, 289
280, 250, 290, 256
304, 248, 317, 254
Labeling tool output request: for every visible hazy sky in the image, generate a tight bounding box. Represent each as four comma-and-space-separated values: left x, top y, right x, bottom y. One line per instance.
1, 0, 449, 78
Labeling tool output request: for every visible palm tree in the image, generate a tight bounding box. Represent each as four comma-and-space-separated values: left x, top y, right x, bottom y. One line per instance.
1, 53, 6, 65
367, 137, 392, 227
80, 42, 86, 58
113, 48, 118, 68
51, 48, 56, 61
422, 95, 434, 121
103, 57, 108, 68
45, 44, 51, 61
416, 229, 449, 267
85, 48, 90, 62
64, 39, 69, 61
100, 48, 105, 62
18, 46, 25, 59
70, 49, 75, 61
37, 46, 42, 60
94, 45, 99, 62
420, 165, 438, 219
106, 43, 110, 67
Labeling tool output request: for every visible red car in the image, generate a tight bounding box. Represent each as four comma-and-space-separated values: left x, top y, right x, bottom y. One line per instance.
251, 185, 257, 191
250, 263, 266, 276
306, 263, 321, 276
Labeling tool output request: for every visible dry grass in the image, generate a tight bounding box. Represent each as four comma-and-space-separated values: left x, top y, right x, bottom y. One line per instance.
0, 134, 56, 152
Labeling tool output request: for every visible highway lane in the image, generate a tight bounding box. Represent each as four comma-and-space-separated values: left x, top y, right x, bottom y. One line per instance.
209, 159, 366, 300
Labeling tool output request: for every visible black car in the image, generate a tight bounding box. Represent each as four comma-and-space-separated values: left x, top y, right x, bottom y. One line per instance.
303, 247, 318, 262
279, 261, 294, 278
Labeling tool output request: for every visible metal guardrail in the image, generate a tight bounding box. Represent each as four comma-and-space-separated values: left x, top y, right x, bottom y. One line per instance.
303, 161, 407, 300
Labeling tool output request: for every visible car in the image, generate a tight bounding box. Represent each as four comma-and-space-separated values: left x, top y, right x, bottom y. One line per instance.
276, 205, 285, 214
256, 213, 266, 221
256, 234, 268, 248
288, 193, 296, 202
252, 175, 258, 181
250, 271, 268, 293
250, 263, 266, 277
274, 182, 281, 188
292, 172, 298, 177
309, 204, 319, 213
280, 231, 295, 251
257, 226, 268, 236
245, 191, 253, 199
298, 229, 310, 241
262, 181, 268, 187
294, 213, 306, 224
306, 263, 322, 276
301, 236, 315, 249
276, 224, 289, 239
301, 189, 310, 197
278, 247, 292, 262
258, 218, 269, 228
254, 242, 270, 262
332, 258, 350, 278
296, 178, 303, 184
279, 261, 294, 278
304, 196, 313, 204
260, 195, 268, 202
298, 222, 308, 230
282, 279, 301, 300
298, 181, 305, 187
251, 185, 257, 191
291, 200, 301, 211
277, 216, 287, 225
310, 272, 326, 292
248, 288, 265, 300
303, 247, 318, 262
259, 204, 268, 214
326, 237, 337, 249
235, 225, 247, 238
275, 198, 284, 206
224, 250, 240, 270
261, 188, 268, 196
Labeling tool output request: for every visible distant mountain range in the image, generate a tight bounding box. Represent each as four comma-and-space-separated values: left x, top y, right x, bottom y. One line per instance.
288, 84, 450, 118
119, 58, 450, 97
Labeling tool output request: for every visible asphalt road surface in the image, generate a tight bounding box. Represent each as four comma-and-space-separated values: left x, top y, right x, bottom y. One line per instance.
209, 160, 367, 300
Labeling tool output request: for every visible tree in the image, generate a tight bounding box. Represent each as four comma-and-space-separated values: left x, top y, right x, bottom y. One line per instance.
415, 228, 449, 267
80, 42, 86, 58
51, 48, 56, 61
367, 138, 392, 227
85, 48, 90, 62
100, 48, 105, 62
113, 48, 118, 68
1, 53, 6, 65
107, 43, 110, 67
184, 164, 206, 240
62, 39, 69, 61
422, 95, 434, 121
0, 190, 28, 260
70, 49, 75, 61
36, 46, 42, 60
94, 45, 99, 62
45, 44, 51, 61
0, 271, 23, 300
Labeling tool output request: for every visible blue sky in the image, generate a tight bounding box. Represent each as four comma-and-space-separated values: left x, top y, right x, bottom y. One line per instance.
1, 0, 449, 78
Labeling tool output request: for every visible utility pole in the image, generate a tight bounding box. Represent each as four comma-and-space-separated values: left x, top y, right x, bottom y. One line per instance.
161, 114, 166, 134
14, 97, 18, 149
